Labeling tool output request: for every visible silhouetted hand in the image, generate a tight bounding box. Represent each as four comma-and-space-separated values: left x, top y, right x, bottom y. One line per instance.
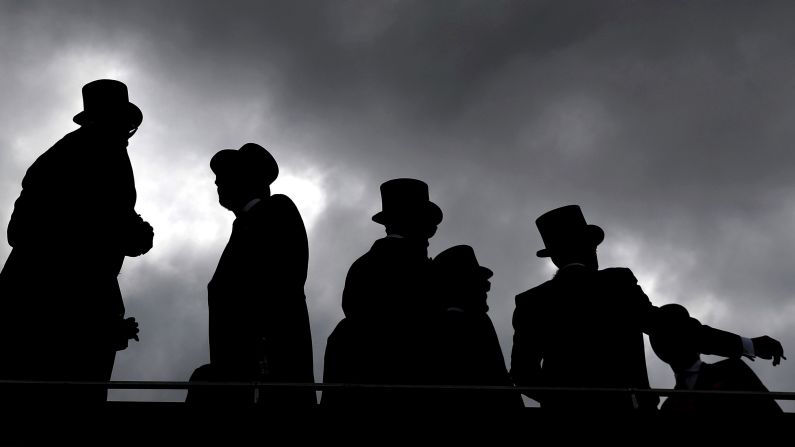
123, 316, 140, 342
124, 215, 154, 256
752, 336, 786, 366
111, 317, 140, 351
137, 220, 154, 254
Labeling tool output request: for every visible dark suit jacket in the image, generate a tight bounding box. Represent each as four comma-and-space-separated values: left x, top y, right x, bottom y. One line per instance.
328, 236, 437, 406
510, 266, 743, 411
439, 308, 524, 410
320, 317, 359, 407
342, 236, 435, 321
661, 358, 782, 415
0, 127, 141, 386
207, 194, 314, 406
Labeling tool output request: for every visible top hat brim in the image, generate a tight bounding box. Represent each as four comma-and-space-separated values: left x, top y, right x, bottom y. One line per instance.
372, 201, 443, 226
73, 102, 143, 128
437, 264, 493, 280
479, 266, 494, 279
536, 224, 604, 258
210, 149, 240, 174
210, 145, 279, 185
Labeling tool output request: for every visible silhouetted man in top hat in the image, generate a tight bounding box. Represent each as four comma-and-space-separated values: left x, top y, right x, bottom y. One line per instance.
0, 79, 151, 404
187, 143, 314, 407
510, 205, 785, 412
650, 304, 782, 415
323, 178, 442, 408
433, 245, 523, 409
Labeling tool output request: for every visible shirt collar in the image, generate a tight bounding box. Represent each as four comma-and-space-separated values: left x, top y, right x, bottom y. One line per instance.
674, 358, 703, 390
561, 262, 586, 270
554, 262, 588, 279
681, 358, 703, 374
242, 198, 262, 213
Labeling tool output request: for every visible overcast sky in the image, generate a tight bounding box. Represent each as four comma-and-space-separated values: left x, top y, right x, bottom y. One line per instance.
1, 0, 794, 408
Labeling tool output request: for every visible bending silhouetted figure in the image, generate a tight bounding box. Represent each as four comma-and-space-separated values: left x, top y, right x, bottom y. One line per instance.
650, 304, 782, 415
433, 245, 523, 410
322, 178, 442, 408
186, 143, 314, 408
510, 205, 785, 412
0, 79, 151, 405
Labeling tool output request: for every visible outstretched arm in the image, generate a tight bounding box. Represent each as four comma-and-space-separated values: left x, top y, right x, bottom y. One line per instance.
620, 268, 785, 365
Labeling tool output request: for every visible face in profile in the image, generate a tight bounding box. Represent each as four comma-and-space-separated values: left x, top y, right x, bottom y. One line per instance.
469, 275, 491, 308
215, 173, 247, 211
442, 269, 491, 312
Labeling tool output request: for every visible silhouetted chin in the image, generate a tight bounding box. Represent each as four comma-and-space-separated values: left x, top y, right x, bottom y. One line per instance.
218, 195, 235, 212
89, 123, 134, 139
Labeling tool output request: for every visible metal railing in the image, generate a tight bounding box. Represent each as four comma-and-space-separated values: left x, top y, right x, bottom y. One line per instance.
0, 380, 793, 401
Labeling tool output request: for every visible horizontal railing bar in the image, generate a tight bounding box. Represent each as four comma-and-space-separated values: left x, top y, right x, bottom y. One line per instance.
0, 380, 793, 400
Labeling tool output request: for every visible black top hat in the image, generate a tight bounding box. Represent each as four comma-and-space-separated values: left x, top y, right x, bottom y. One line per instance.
653, 304, 699, 334
371, 178, 443, 226
535, 205, 604, 258
210, 142, 279, 186
434, 245, 493, 279
649, 303, 702, 366
73, 79, 143, 129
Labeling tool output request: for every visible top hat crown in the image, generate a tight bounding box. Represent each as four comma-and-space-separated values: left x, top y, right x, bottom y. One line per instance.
371, 178, 443, 226
434, 244, 493, 279
535, 205, 604, 258
73, 79, 143, 129
210, 142, 279, 186
648, 303, 702, 368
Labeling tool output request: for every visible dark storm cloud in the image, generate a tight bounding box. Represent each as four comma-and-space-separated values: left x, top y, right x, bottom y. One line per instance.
3, 0, 795, 406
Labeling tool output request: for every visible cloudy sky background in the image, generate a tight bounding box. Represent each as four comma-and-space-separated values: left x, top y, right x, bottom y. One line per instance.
1, 0, 794, 408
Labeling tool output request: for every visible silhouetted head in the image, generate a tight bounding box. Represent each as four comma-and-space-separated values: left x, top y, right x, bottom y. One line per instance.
373, 178, 442, 240
211, 143, 278, 212
73, 79, 143, 140
434, 245, 493, 312
649, 304, 702, 372
535, 205, 603, 270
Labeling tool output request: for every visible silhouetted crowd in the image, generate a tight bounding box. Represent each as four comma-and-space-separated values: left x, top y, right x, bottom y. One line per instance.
0, 80, 786, 414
